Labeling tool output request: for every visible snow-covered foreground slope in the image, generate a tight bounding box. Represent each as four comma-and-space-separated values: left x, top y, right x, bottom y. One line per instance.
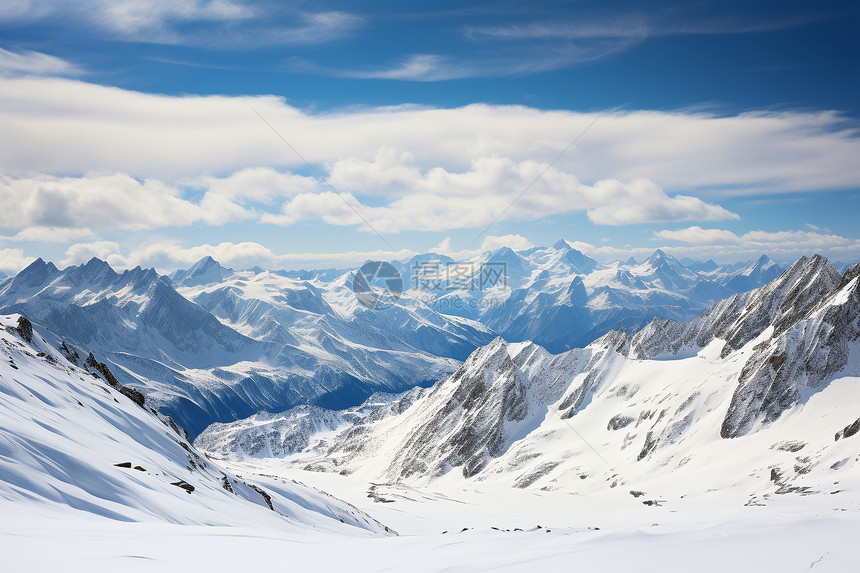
3, 486, 858, 572
0, 314, 390, 536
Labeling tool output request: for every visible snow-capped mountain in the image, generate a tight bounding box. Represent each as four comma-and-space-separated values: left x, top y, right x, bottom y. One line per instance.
0, 257, 492, 437
0, 244, 790, 438
414, 242, 785, 352
200, 256, 860, 502
0, 314, 390, 535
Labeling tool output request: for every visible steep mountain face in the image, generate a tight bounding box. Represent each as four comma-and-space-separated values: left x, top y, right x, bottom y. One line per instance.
194, 391, 424, 462
203, 256, 859, 498
0, 314, 390, 535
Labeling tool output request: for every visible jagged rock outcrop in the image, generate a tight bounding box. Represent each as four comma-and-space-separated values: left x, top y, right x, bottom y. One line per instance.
721, 262, 860, 437
15, 316, 33, 342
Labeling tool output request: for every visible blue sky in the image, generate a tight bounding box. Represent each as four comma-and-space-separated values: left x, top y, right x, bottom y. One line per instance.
0, 0, 858, 272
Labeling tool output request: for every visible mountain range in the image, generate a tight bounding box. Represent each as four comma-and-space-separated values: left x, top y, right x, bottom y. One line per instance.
196, 255, 860, 503
0, 242, 795, 438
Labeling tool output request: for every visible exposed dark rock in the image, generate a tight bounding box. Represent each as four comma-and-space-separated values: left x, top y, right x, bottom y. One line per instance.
835, 417, 860, 441
607, 414, 635, 431
249, 484, 273, 510
170, 480, 195, 494
113, 461, 132, 468
133, 466, 146, 472
86, 352, 146, 408
59, 341, 80, 365
770, 468, 783, 483
15, 316, 33, 343
629, 490, 645, 498
637, 431, 657, 461
771, 440, 806, 452
720, 256, 857, 438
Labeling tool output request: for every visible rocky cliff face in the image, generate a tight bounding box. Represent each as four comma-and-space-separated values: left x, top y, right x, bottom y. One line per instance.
721, 262, 860, 437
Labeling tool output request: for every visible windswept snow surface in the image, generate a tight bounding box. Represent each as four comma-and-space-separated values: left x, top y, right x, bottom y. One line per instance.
0, 313, 392, 570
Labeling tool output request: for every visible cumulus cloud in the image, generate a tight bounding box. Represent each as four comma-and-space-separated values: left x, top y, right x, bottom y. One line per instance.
654, 226, 859, 251
189, 167, 319, 224
61, 241, 122, 268
0, 248, 34, 274
0, 173, 202, 231
272, 158, 738, 232
584, 178, 738, 225
0, 169, 322, 232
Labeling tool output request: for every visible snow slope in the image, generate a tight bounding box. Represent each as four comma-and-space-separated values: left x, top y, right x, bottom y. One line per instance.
0, 314, 390, 535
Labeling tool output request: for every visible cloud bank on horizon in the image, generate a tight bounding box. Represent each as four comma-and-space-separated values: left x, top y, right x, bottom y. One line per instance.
0, 0, 857, 273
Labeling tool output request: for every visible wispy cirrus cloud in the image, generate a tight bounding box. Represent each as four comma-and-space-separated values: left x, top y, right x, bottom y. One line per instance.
0, 47, 81, 77
0, 1, 360, 47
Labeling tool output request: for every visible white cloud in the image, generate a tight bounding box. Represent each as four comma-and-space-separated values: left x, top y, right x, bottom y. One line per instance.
477, 234, 534, 252
584, 178, 738, 225
0, 173, 202, 231
640, 226, 860, 262
0, 248, 34, 274
0, 169, 321, 232
189, 167, 319, 224
654, 226, 742, 244
1, 226, 95, 243
2, 77, 857, 196
70, 240, 419, 273
61, 241, 122, 268
654, 226, 859, 251
0, 47, 81, 76
272, 159, 738, 232
431, 237, 452, 254
0, 2, 359, 47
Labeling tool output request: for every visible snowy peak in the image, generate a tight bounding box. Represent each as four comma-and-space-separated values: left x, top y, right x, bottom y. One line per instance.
171, 256, 232, 287
6, 257, 60, 290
